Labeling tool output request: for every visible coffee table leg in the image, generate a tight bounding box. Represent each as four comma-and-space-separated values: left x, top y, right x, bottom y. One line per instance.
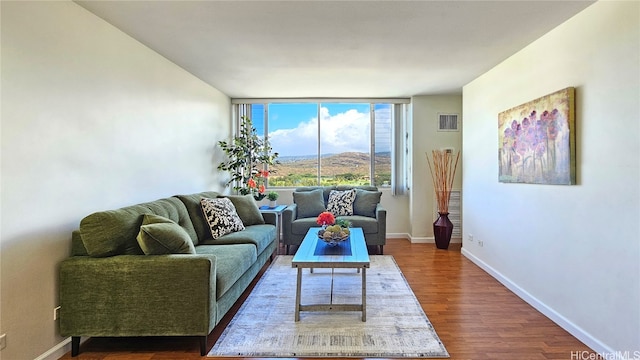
295, 267, 302, 321
362, 267, 366, 321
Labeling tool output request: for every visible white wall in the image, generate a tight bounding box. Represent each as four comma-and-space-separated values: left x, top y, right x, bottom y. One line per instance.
410, 95, 462, 241
462, 1, 639, 353
0, 2, 230, 359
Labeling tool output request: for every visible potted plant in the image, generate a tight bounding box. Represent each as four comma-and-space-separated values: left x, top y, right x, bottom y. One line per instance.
426, 149, 460, 249
267, 191, 279, 208
217, 116, 279, 200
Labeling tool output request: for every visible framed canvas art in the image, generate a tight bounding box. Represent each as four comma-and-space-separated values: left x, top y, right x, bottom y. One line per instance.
498, 87, 576, 185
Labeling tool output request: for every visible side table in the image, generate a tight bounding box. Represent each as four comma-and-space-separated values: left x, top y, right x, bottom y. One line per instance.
259, 204, 287, 254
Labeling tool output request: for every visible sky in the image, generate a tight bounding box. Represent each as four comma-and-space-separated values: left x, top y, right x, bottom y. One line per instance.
254, 103, 391, 157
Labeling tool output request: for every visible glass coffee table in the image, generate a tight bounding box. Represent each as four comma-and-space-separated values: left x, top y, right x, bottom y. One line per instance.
291, 227, 370, 321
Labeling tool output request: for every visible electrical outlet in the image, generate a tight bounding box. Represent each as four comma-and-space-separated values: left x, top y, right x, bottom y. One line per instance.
0, 333, 6, 350
467, 234, 473, 242
54, 306, 61, 321
478, 239, 484, 247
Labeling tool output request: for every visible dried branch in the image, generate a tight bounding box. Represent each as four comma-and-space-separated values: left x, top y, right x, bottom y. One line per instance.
426, 150, 460, 213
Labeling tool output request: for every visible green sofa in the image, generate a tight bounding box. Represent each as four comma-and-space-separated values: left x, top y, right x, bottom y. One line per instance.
282, 185, 386, 254
59, 191, 277, 356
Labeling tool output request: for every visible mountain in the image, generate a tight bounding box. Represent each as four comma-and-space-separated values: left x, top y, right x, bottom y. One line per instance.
273, 152, 390, 177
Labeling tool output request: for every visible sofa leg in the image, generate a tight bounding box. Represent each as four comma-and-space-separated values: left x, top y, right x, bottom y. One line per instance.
380, 245, 384, 255
71, 336, 80, 357
286, 245, 290, 255
199, 336, 207, 356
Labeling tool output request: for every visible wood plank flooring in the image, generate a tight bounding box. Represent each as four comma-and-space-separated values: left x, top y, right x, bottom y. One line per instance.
58, 239, 594, 359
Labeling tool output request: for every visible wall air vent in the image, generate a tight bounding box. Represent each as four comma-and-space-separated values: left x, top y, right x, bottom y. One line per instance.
438, 113, 459, 131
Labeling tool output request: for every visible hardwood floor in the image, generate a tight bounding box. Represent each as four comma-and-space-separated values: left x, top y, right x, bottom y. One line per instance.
59, 239, 593, 360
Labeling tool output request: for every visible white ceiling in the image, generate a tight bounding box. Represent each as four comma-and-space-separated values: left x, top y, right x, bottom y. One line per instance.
76, 0, 595, 99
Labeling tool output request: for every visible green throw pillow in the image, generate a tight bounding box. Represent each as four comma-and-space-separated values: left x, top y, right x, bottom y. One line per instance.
219, 194, 265, 226
293, 188, 326, 219
353, 189, 382, 218
136, 214, 196, 255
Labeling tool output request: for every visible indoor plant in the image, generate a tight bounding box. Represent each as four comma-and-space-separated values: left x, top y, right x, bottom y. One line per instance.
426, 149, 460, 249
217, 116, 279, 200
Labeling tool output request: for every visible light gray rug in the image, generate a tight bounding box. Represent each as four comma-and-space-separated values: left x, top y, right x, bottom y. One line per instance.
209, 255, 449, 358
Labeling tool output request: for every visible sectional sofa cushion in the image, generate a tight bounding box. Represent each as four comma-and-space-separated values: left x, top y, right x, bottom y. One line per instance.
293, 188, 325, 219
353, 189, 382, 218
79, 205, 146, 257
175, 191, 220, 245
70, 230, 89, 256
296, 186, 336, 204
195, 243, 257, 299
79, 197, 196, 257
221, 194, 265, 226
199, 224, 276, 254
336, 185, 378, 192
136, 214, 196, 255
326, 189, 357, 216
200, 197, 245, 239
141, 198, 199, 243
289, 215, 379, 235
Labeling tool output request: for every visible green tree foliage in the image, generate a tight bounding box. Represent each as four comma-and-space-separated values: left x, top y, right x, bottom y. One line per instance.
217, 116, 279, 197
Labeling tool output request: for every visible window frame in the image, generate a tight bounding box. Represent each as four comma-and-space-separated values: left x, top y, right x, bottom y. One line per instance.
231, 99, 409, 192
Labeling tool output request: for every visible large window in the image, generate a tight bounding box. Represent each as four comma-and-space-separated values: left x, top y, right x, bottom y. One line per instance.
233, 100, 408, 190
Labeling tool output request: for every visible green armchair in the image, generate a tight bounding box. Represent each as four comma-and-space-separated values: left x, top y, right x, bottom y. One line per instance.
281, 185, 386, 254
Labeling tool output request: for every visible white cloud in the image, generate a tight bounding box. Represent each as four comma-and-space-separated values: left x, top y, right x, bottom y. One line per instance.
269, 107, 370, 157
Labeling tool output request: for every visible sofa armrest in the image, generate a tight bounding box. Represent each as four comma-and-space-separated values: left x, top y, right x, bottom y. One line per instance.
376, 203, 387, 241
261, 212, 277, 226
281, 204, 299, 249
59, 254, 217, 337
282, 204, 297, 229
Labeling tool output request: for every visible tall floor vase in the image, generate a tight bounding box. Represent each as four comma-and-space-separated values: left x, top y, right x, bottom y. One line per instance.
433, 212, 454, 250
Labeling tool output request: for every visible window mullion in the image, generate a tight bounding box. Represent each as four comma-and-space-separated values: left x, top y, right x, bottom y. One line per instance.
317, 102, 321, 186
370, 104, 375, 186
263, 104, 270, 187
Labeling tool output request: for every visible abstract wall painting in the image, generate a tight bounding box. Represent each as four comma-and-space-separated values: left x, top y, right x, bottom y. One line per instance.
498, 87, 576, 185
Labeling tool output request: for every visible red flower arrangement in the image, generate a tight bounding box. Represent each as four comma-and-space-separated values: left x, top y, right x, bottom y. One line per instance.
243, 170, 269, 200
317, 211, 351, 245
316, 211, 336, 226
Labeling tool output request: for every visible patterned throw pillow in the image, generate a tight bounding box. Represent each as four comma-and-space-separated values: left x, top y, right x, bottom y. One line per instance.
326, 189, 357, 216
200, 197, 245, 239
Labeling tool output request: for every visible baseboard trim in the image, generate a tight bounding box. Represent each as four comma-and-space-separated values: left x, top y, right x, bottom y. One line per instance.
408, 236, 462, 244
35, 337, 72, 360
386, 234, 462, 244
461, 248, 614, 356
409, 236, 434, 243
386, 232, 411, 240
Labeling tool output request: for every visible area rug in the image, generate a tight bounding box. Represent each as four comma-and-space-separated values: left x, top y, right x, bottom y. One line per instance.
209, 255, 449, 358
